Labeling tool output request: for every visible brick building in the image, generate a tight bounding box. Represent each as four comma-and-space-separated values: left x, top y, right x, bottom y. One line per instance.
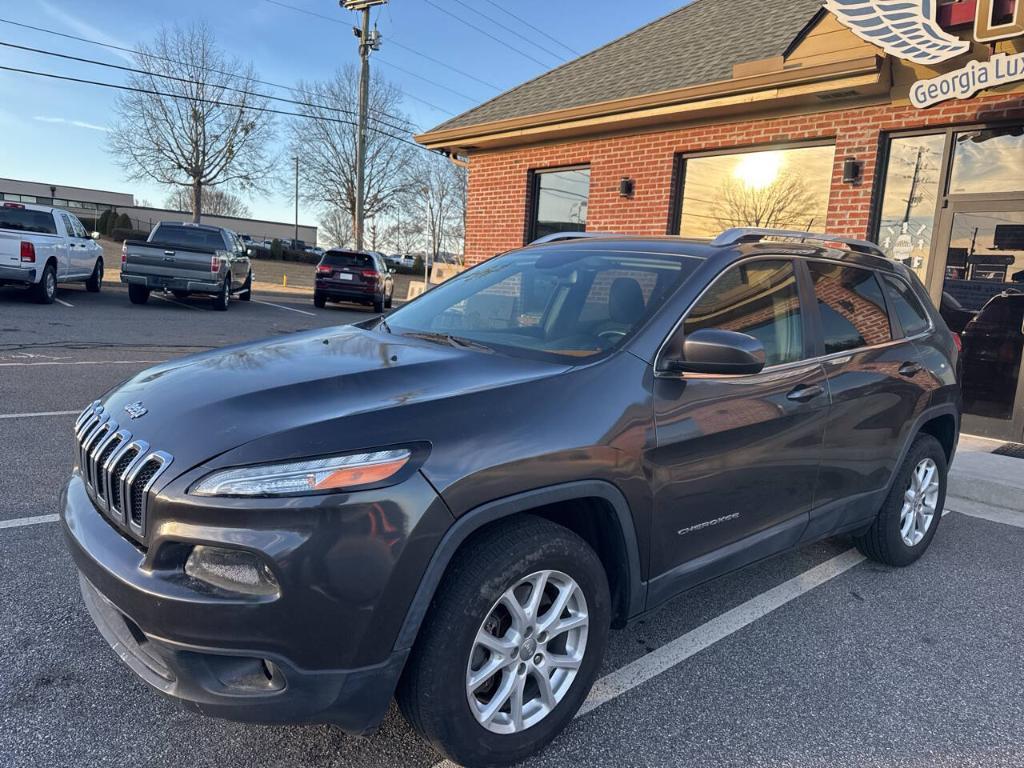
418, 0, 1024, 442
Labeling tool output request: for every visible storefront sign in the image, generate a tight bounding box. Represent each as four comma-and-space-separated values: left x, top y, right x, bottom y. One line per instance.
826, 0, 1024, 106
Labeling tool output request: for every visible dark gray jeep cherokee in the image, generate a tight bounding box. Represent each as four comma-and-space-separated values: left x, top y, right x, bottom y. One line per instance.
62, 228, 961, 767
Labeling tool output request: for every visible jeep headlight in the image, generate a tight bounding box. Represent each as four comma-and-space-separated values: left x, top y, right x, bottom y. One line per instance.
190, 449, 411, 497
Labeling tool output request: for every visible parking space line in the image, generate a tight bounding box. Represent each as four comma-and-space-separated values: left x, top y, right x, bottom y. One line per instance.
949, 500, 1024, 529
0, 410, 80, 419
253, 299, 316, 316
0, 514, 59, 530
0, 359, 164, 367
54, 297, 74, 307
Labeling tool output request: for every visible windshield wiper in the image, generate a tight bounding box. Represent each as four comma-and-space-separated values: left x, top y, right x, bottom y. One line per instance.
378, 316, 392, 334
402, 331, 494, 353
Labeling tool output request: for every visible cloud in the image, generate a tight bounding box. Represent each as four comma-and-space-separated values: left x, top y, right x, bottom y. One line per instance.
33, 115, 110, 132
37, 0, 136, 62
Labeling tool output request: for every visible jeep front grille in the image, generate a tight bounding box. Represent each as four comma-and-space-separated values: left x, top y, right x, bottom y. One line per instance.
74, 401, 173, 541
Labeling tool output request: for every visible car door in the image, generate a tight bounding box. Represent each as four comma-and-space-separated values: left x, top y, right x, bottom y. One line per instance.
646, 258, 828, 604
803, 261, 927, 535
70, 214, 99, 276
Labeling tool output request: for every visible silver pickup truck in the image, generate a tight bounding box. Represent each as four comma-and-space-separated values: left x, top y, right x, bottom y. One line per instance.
121, 222, 252, 311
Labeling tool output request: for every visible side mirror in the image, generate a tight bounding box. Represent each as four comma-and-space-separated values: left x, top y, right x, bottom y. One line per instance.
90, 231, 101, 240
659, 328, 766, 375
389, 268, 396, 274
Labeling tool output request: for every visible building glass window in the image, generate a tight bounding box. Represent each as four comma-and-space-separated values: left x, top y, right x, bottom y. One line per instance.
530, 167, 590, 241
949, 127, 1024, 195
876, 133, 945, 281
807, 263, 892, 353
678, 144, 836, 239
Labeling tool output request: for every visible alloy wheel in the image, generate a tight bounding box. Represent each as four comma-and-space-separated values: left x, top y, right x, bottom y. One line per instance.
900, 457, 939, 546
466, 570, 588, 734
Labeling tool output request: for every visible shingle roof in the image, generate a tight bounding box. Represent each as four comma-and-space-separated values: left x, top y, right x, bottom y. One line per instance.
429, 0, 824, 133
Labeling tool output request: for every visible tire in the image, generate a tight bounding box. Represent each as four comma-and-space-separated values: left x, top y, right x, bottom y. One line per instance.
213, 277, 230, 312
373, 295, 385, 314
128, 284, 150, 305
854, 433, 947, 567
239, 270, 252, 301
85, 257, 103, 293
171, 290, 190, 300
397, 516, 610, 767
313, 291, 326, 309
385, 288, 393, 309
32, 262, 57, 304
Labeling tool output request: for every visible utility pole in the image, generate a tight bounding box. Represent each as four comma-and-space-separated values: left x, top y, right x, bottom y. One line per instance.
341, 0, 386, 252
294, 156, 299, 241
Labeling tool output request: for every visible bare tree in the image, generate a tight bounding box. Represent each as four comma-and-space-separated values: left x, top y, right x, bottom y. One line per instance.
408, 153, 467, 263
320, 206, 353, 249
108, 23, 275, 223
290, 67, 415, 240
165, 186, 252, 218
713, 173, 819, 231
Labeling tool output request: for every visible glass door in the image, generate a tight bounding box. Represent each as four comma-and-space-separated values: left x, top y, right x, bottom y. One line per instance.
933, 201, 1024, 441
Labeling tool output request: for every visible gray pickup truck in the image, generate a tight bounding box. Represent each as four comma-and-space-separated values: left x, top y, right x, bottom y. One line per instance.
121, 222, 252, 311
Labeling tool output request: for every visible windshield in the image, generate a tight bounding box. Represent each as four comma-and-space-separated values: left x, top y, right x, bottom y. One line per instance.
386, 246, 702, 363
152, 225, 225, 250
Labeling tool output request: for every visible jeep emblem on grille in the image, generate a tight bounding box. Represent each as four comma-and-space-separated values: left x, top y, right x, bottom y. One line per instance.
123, 402, 148, 420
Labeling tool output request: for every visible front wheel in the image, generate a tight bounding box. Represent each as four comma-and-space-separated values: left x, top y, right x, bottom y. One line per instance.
397, 516, 610, 767
239, 270, 252, 301
85, 257, 103, 292
854, 433, 947, 567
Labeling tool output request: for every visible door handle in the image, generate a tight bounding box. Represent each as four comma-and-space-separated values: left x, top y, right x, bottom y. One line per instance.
898, 361, 924, 377
786, 384, 825, 402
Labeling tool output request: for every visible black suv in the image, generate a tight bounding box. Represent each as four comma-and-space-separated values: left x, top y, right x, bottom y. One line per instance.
314, 249, 394, 312
62, 229, 960, 767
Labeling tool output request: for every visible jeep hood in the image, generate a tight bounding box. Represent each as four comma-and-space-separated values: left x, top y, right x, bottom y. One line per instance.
98, 325, 568, 471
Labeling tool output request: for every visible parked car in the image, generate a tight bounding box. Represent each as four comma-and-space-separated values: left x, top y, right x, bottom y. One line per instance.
0, 201, 103, 303
940, 290, 975, 334
121, 221, 252, 311
960, 290, 1024, 420
63, 229, 960, 766
313, 249, 394, 312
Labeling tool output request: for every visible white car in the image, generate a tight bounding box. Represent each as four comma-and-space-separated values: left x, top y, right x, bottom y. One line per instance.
0, 202, 104, 303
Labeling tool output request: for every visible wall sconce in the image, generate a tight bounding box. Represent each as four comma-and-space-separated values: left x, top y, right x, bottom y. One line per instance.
842, 157, 863, 185
618, 177, 635, 198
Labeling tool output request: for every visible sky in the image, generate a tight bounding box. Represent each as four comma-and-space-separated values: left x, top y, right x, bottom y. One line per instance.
0, 0, 683, 229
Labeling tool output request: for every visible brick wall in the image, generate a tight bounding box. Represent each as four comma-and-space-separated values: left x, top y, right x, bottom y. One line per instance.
463, 93, 1024, 266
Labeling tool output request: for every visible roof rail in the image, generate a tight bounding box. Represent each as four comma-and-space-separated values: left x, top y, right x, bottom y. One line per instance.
711, 228, 887, 258
529, 231, 621, 245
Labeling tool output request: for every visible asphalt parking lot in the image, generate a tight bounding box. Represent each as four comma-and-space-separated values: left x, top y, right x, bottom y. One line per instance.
2, 281, 1023, 768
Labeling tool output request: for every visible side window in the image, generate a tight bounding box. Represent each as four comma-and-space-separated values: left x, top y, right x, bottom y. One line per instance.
808, 262, 892, 353
60, 214, 76, 238
684, 260, 804, 367
881, 274, 930, 337
71, 216, 89, 238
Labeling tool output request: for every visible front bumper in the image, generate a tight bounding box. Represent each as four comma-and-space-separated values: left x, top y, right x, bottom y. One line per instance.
122, 272, 222, 293
61, 469, 449, 731
0, 264, 37, 285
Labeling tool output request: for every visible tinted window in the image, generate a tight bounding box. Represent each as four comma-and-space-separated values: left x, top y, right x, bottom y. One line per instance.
809, 263, 892, 353
0, 207, 57, 235
882, 274, 930, 336
684, 260, 804, 367
324, 251, 375, 269
531, 168, 590, 241
152, 225, 226, 250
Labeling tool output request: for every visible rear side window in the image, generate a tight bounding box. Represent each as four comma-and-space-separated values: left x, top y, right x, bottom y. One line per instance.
808, 262, 892, 353
324, 251, 374, 269
684, 260, 804, 367
152, 225, 226, 250
881, 274, 930, 336
0, 207, 57, 235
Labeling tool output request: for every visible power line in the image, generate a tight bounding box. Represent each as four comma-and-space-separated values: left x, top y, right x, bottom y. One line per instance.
374, 57, 479, 102
260, 0, 501, 92
479, 0, 581, 57
0, 64, 434, 152
420, 0, 554, 68
0, 16, 449, 121
0, 39, 419, 137
438, 0, 567, 63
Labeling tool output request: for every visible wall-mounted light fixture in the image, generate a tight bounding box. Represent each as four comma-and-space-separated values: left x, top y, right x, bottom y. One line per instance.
842, 157, 863, 185
618, 177, 635, 198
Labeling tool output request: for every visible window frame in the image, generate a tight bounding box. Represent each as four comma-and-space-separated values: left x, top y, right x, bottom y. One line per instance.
669, 139, 837, 237
879, 272, 935, 340
525, 164, 591, 245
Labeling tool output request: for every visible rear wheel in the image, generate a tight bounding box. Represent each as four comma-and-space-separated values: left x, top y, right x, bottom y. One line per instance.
212, 276, 230, 311
373, 294, 385, 313
397, 516, 610, 767
313, 291, 326, 309
32, 263, 57, 304
85, 257, 103, 292
854, 434, 947, 567
128, 284, 150, 305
